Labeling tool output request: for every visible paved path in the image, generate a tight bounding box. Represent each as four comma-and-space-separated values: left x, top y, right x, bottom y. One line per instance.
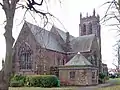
76, 80, 115, 90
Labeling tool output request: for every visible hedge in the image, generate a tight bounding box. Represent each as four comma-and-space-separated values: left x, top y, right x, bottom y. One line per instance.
10, 74, 26, 87
10, 80, 24, 87
10, 74, 59, 87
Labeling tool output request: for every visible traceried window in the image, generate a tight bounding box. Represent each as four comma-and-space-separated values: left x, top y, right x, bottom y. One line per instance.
18, 42, 32, 69
69, 71, 75, 79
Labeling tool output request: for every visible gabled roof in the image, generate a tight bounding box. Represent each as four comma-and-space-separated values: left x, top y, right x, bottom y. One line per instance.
65, 53, 92, 66
19, 21, 99, 53
25, 22, 64, 52
50, 26, 75, 42
70, 34, 96, 52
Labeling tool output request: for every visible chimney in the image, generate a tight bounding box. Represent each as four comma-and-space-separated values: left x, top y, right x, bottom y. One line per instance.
65, 32, 72, 52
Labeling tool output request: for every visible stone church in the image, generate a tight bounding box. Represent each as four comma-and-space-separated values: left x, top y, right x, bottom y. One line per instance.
12, 10, 102, 85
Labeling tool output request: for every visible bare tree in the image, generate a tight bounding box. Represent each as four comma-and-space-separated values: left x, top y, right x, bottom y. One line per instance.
0, 0, 58, 90
101, 0, 120, 28
112, 43, 120, 72
102, 0, 120, 72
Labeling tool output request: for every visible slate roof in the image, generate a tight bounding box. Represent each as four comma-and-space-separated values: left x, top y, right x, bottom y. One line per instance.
70, 34, 96, 52
65, 53, 92, 66
26, 22, 64, 52
21, 21, 98, 53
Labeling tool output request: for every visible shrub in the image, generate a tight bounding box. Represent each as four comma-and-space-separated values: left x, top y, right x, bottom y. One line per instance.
99, 73, 106, 79
11, 74, 26, 82
57, 80, 60, 87
10, 74, 26, 87
99, 73, 108, 84
105, 76, 109, 80
10, 74, 59, 87
27, 75, 59, 87
10, 80, 24, 87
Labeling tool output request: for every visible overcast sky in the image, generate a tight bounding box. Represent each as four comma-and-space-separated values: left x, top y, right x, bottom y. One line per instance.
0, 0, 118, 69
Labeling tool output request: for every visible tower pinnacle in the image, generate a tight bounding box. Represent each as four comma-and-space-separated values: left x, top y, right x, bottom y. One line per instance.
93, 8, 95, 16
80, 13, 82, 19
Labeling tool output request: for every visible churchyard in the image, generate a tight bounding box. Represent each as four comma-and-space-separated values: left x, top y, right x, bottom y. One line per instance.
9, 77, 120, 90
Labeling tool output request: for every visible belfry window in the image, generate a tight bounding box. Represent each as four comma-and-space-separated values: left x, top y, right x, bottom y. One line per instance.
89, 23, 92, 34
18, 43, 32, 69
83, 24, 86, 35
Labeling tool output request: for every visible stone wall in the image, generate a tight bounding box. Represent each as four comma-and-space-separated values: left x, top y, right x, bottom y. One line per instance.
59, 66, 98, 86
12, 24, 67, 75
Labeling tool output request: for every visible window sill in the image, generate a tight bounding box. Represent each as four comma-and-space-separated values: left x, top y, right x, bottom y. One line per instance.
69, 78, 75, 81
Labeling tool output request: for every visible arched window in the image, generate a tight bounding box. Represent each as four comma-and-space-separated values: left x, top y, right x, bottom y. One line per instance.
89, 23, 92, 34
83, 24, 86, 35
18, 42, 32, 69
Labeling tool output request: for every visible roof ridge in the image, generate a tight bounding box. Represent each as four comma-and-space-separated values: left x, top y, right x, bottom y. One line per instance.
51, 25, 66, 33
51, 25, 75, 37
25, 21, 51, 33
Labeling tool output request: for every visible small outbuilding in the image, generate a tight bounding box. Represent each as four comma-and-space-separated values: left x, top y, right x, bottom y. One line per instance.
59, 53, 98, 86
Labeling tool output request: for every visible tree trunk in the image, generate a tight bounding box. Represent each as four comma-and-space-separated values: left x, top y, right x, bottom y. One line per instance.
0, 7, 15, 90
2, 26, 14, 90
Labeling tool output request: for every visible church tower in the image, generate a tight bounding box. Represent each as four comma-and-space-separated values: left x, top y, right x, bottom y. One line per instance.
79, 9, 102, 72
79, 9, 101, 51
79, 9, 100, 38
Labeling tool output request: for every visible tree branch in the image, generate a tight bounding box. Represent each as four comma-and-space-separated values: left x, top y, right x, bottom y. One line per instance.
100, 1, 114, 22
17, 9, 28, 26
0, 2, 3, 8
27, 0, 43, 6
27, 0, 43, 10
11, 0, 20, 9
16, 4, 27, 9
112, 63, 118, 68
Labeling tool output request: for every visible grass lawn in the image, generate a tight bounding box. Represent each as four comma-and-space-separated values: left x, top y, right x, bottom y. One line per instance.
109, 78, 120, 85
97, 85, 120, 90
109, 78, 120, 81
97, 78, 120, 90
9, 87, 78, 90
